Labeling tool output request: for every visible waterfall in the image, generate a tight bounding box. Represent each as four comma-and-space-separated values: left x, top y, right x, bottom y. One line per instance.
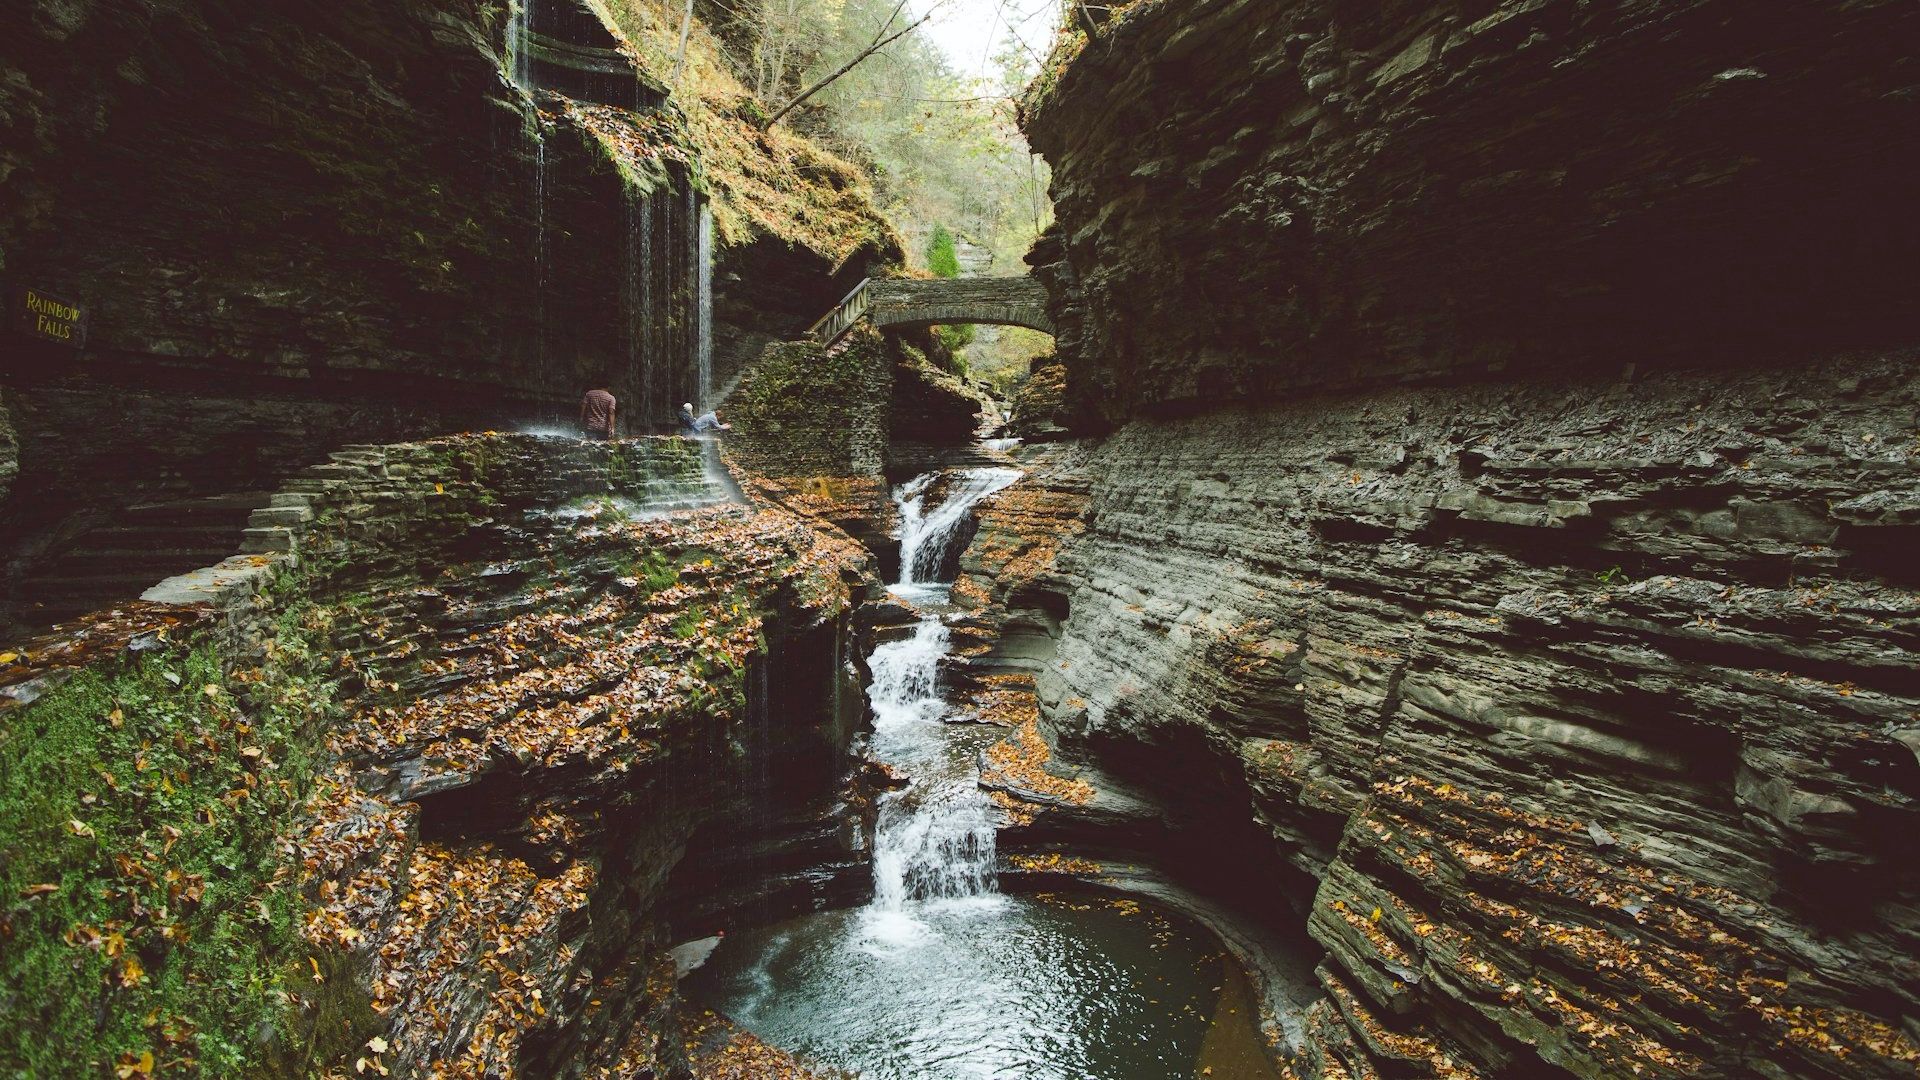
864, 468, 1024, 916
697, 201, 714, 410
507, 0, 533, 93
639, 195, 657, 427
533, 134, 549, 417
624, 188, 655, 430
507, 0, 551, 420
896, 469, 1022, 586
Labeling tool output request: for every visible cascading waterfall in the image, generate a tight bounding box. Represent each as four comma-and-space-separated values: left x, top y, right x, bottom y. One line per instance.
865, 467, 1023, 917
623, 187, 655, 428
507, 0, 533, 93
896, 468, 1023, 586
690, 460, 1256, 1079
696, 201, 714, 410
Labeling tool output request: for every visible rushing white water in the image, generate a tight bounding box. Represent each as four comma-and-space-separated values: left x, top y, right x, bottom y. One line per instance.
506, 0, 533, 93
863, 467, 1023, 926
895, 468, 1022, 586
696, 202, 714, 410
690, 461, 1280, 1078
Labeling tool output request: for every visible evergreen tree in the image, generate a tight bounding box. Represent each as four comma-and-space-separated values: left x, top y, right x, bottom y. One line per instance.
927, 225, 962, 278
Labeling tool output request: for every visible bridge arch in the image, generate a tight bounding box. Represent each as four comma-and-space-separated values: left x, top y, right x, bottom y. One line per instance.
867, 277, 1055, 335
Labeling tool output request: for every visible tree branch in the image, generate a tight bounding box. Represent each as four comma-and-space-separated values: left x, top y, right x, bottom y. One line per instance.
1072, 0, 1099, 39
767, 0, 944, 127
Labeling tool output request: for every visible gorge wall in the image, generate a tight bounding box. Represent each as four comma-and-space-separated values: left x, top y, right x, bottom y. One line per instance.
1023, 0, 1920, 427
0, 433, 878, 1077
998, 1, 1920, 1077
0, 0, 892, 629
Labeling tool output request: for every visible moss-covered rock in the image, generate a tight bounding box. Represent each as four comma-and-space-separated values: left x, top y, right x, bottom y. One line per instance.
0, 432, 878, 1077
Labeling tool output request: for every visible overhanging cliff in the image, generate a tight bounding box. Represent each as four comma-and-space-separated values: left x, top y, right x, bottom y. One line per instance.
1023, 0, 1920, 426
0, 0, 896, 630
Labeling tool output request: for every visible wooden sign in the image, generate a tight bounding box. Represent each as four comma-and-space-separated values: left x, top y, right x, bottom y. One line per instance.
13, 286, 86, 348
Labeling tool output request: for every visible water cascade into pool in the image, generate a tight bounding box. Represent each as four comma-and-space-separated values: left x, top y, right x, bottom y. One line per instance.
688, 467, 1278, 1079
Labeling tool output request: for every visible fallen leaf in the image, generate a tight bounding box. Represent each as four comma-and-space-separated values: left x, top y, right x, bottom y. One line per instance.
67, 819, 95, 838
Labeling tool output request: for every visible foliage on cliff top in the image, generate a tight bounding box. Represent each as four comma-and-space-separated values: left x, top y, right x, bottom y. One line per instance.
0, 612, 359, 1077
1021, 0, 1155, 120
589, 0, 901, 267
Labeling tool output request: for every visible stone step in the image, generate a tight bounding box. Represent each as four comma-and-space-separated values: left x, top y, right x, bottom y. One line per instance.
241, 526, 297, 554
300, 462, 372, 482
248, 505, 314, 528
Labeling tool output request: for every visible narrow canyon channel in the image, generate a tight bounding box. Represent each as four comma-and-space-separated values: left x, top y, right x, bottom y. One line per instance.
688, 466, 1275, 1078
5, 1, 1917, 1077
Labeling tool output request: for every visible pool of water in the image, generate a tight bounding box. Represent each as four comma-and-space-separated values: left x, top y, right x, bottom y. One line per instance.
680, 466, 1281, 1080
685, 892, 1247, 1080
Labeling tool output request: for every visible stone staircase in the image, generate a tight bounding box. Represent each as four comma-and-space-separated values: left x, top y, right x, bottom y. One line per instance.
14, 492, 269, 626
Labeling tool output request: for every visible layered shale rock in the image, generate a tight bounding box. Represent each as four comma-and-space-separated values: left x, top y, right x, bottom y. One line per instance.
0, 434, 878, 1077
1004, 2, 1920, 1076
1023, 0, 1920, 427
0, 0, 892, 629
995, 357, 1920, 1077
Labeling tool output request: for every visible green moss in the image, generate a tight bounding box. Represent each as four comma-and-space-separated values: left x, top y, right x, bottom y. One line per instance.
0, 612, 350, 1077
631, 549, 683, 594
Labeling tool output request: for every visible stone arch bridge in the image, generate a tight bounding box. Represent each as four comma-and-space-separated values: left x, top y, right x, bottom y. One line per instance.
809, 277, 1055, 344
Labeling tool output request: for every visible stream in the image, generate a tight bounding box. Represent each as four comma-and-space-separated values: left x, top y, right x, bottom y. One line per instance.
687, 467, 1277, 1079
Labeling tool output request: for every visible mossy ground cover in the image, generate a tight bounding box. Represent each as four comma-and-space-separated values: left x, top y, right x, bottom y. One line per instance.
0, 609, 359, 1077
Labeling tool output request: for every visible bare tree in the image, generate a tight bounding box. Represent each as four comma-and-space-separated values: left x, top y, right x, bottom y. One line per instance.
766, 0, 951, 127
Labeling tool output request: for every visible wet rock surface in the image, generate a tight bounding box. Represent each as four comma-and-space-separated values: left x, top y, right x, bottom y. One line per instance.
971, 356, 1920, 1078
1010, 3, 1920, 1075
0, 433, 880, 1078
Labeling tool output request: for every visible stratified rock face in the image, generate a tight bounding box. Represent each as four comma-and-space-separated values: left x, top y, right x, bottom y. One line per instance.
0, 433, 877, 1077
0, 0, 888, 628
1008, 4, 1920, 1075
997, 354, 1920, 1078
1023, 0, 1920, 427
